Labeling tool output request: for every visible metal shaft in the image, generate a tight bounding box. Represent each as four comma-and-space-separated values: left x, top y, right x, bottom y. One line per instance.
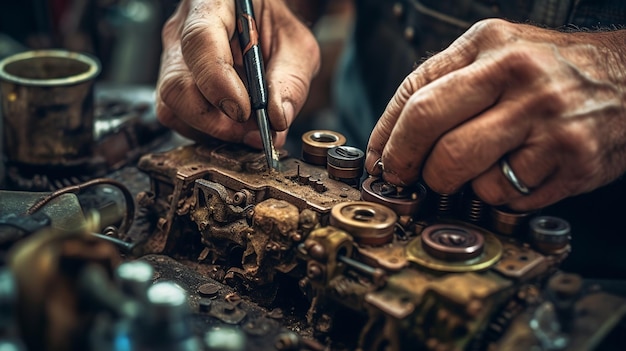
256, 109, 278, 169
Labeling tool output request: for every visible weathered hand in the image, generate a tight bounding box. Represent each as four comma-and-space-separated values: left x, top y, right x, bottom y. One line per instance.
157, 0, 320, 148
366, 19, 626, 211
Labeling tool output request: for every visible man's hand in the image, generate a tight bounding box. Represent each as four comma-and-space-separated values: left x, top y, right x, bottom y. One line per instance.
366, 19, 626, 211
157, 0, 320, 148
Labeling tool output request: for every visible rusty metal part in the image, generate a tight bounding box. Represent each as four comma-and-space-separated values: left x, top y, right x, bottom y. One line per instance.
326, 146, 364, 184
356, 241, 409, 271
362, 269, 511, 351
0, 50, 100, 166
304, 227, 354, 285
8, 226, 121, 351
301, 130, 346, 165
361, 177, 427, 217
330, 201, 397, 246
133, 139, 626, 351
497, 291, 626, 351
5, 84, 168, 192
420, 223, 485, 261
490, 207, 533, 236
209, 301, 247, 324
529, 216, 571, 255
198, 283, 221, 297
493, 241, 551, 280
138, 143, 360, 254
547, 273, 583, 332
406, 222, 503, 272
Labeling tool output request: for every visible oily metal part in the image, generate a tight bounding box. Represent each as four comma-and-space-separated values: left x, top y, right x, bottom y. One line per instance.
490, 207, 533, 236
0, 50, 100, 166
326, 146, 364, 182
301, 130, 347, 166
138, 143, 361, 253
529, 216, 571, 254
360, 177, 426, 216
329, 201, 397, 246
421, 223, 485, 261
406, 222, 503, 272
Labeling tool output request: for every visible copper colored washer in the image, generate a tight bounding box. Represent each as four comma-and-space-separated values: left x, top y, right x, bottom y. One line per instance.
330, 201, 397, 246
360, 177, 426, 216
301, 130, 346, 166
421, 224, 484, 261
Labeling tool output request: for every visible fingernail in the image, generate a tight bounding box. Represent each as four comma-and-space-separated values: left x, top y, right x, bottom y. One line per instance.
282, 101, 295, 125
366, 148, 382, 175
383, 170, 407, 187
219, 98, 245, 122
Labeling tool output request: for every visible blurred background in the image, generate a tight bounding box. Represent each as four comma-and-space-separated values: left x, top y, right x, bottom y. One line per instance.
0, 0, 355, 178
0, 0, 353, 117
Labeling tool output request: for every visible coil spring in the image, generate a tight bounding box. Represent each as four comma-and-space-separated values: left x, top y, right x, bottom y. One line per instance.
7, 166, 90, 191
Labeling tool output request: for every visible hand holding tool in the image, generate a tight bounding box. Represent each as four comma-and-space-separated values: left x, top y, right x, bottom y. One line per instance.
235, 0, 278, 170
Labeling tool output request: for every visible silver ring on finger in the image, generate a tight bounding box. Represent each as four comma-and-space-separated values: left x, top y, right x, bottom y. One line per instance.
499, 156, 531, 195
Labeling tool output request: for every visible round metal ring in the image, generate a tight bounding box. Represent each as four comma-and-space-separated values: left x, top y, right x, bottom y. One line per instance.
329, 201, 397, 246
499, 157, 531, 195
406, 222, 503, 272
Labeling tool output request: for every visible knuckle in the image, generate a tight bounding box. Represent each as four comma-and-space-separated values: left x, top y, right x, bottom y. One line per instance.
432, 135, 471, 179
158, 74, 187, 107
557, 121, 598, 159
156, 104, 175, 127
466, 18, 514, 42
180, 22, 205, 54
472, 181, 507, 205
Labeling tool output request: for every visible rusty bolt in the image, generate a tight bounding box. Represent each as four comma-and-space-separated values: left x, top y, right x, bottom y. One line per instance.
198, 283, 220, 297
199, 298, 212, 312
223, 303, 236, 314
232, 192, 246, 205
307, 264, 323, 280
308, 244, 326, 261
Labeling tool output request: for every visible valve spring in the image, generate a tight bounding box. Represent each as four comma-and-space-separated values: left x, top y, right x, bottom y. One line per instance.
467, 198, 485, 223
7, 166, 89, 192
436, 193, 454, 217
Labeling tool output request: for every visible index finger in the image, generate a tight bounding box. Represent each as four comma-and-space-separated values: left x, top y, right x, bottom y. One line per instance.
180, 0, 251, 122
365, 30, 480, 175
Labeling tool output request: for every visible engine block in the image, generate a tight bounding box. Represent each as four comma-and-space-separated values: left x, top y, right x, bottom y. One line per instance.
137, 139, 625, 351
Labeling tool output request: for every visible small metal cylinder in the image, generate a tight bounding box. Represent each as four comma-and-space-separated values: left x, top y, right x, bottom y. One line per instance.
0, 50, 100, 166
421, 224, 485, 261
530, 216, 571, 254
116, 260, 154, 300
361, 177, 426, 217
326, 145, 364, 185
490, 207, 532, 236
330, 201, 397, 246
301, 130, 346, 166
143, 282, 199, 351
